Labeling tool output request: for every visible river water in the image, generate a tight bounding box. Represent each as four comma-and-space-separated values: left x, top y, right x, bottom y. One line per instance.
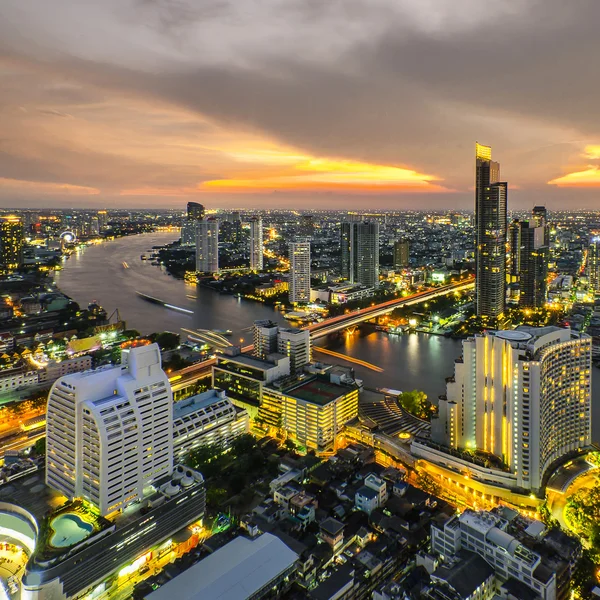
55, 232, 600, 440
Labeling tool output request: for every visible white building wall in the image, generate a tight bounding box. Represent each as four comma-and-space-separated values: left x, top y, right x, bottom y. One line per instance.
289, 241, 311, 303
196, 220, 219, 273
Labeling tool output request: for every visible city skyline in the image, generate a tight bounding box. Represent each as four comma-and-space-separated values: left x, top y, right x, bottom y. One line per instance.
2, 1, 600, 209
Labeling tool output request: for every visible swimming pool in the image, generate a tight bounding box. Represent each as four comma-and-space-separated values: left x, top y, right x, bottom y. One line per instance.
50, 513, 94, 548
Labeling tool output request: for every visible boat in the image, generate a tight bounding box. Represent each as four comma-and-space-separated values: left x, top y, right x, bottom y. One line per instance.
212, 329, 233, 336
140, 255, 148, 260
135, 291, 193, 314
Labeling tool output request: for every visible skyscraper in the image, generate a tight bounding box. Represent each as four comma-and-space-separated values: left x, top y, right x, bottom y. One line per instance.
589, 237, 600, 295
187, 201, 205, 221
393, 239, 410, 269
508, 219, 521, 282
46, 344, 173, 515
532, 205, 550, 245
432, 327, 591, 492
289, 239, 311, 303
253, 319, 279, 358
340, 221, 380, 288
519, 221, 549, 309
97, 210, 108, 230
249, 217, 263, 271
196, 218, 219, 273
0, 216, 24, 273
475, 143, 507, 321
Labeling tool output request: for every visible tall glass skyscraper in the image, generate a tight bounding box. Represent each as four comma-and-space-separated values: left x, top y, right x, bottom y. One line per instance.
0, 216, 24, 273
475, 143, 507, 321
340, 220, 380, 289
249, 217, 263, 271
589, 237, 600, 295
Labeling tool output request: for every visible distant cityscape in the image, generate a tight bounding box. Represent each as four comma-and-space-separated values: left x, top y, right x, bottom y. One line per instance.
0, 145, 600, 599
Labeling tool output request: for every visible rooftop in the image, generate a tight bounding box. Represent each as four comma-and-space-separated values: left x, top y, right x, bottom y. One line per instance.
146, 533, 298, 600
284, 376, 351, 406
433, 550, 494, 598
173, 390, 229, 419
218, 353, 287, 371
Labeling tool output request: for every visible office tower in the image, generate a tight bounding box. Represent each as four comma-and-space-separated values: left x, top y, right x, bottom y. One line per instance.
253, 319, 279, 358
289, 239, 311, 303
277, 327, 311, 374
0, 216, 24, 273
475, 143, 507, 321
432, 327, 591, 491
187, 201, 205, 221
588, 237, 600, 295
46, 344, 173, 515
340, 221, 380, 288
299, 214, 315, 238
196, 218, 219, 273
97, 210, 108, 230
519, 221, 549, 308
249, 217, 263, 271
508, 219, 521, 282
393, 239, 410, 269
532, 205, 550, 245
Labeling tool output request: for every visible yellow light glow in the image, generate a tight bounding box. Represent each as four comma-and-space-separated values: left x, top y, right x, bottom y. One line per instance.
549, 165, 600, 187
476, 143, 492, 161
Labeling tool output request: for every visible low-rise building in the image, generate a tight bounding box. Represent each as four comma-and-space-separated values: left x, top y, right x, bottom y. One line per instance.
172, 389, 249, 461
0, 369, 38, 391
39, 355, 92, 384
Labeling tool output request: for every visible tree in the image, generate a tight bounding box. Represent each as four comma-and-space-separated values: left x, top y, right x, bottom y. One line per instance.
398, 390, 432, 420
416, 471, 441, 497
150, 332, 180, 351
122, 329, 141, 340
206, 487, 228, 508
33, 437, 46, 456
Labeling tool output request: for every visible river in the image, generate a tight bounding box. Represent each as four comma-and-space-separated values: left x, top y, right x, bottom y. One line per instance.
55, 232, 600, 440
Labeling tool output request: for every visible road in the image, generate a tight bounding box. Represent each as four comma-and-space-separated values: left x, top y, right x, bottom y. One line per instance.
547, 469, 599, 530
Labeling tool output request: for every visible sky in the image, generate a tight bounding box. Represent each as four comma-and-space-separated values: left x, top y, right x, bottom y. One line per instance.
1, 0, 600, 210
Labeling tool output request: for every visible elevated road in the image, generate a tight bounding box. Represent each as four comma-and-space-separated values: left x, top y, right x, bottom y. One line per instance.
306, 278, 474, 339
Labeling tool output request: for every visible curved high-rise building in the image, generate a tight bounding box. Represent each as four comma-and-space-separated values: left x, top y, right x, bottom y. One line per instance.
432, 326, 591, 492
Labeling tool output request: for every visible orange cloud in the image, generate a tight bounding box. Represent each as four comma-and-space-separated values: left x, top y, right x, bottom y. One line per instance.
0, 177, 99, 195
548, 166, 600, 188
202, 156, 448, 194
584, 145, 600, 160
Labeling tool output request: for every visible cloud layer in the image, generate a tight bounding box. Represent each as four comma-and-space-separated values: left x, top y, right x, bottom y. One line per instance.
1, 0, 599, 208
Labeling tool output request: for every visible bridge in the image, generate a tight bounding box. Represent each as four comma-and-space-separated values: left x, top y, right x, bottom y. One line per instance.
305, 278, 474, 339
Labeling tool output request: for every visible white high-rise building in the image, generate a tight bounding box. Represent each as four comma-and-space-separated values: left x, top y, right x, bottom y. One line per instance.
289, 240, 311, 303
196, 219, 219, 273
46, 344, 173, 515
180, 221, 197, 246
249, 218, 263, 271
277, 327, 311, 374
431, 326, 592, 491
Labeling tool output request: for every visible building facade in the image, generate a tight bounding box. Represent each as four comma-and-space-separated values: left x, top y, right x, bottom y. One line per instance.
253, 320, 279, 358
46, 344, 173, 515
277, 327, 311, 374
475, 143, 507, 322
172, 389, 249, 460
519, 221, 549, 309
289, 239, 311, 303
0, 216, 24, 273
432, 327, 592, 491
249, 217, 263, 271
195, 218, 219, 273
341, 221, 380, 288
393, 239, 409, 269
589, 237, 600, 295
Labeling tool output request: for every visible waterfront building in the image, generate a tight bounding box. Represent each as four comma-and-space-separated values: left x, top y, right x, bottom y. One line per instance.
172, 389, 249, 461
186, 201, 205, 221
519, 220, 549, 309
430, 327, 591, 492
588, 237, 600, 295
341, 220, 380, 288
475, 143, 507, 322
180, 221, 197, 246
249, 217, 263, 271
253, 319, 279, 358
431, 509, 568, 600
289, 239, 311, 303
259, 372, 359, 452
97, 209, 108, 230
393, 239, 410, 269
212, 347, 290, 414
46, 344, 173, 515
146, 533, 298, 600
195, 218, 219, 273
0, 215, 24, 273
277, 327, 311, 374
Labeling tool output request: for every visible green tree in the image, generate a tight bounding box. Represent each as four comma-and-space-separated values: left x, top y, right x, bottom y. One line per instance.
150, 332, 180, 351
206, 487, 228, 508
33, 437, 46, 456
398, 390, 432, 420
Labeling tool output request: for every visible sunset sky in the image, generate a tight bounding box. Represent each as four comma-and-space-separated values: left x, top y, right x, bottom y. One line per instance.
1, 0, 600, 210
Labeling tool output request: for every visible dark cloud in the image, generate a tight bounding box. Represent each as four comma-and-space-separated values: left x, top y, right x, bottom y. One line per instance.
0, 0, 599, 208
